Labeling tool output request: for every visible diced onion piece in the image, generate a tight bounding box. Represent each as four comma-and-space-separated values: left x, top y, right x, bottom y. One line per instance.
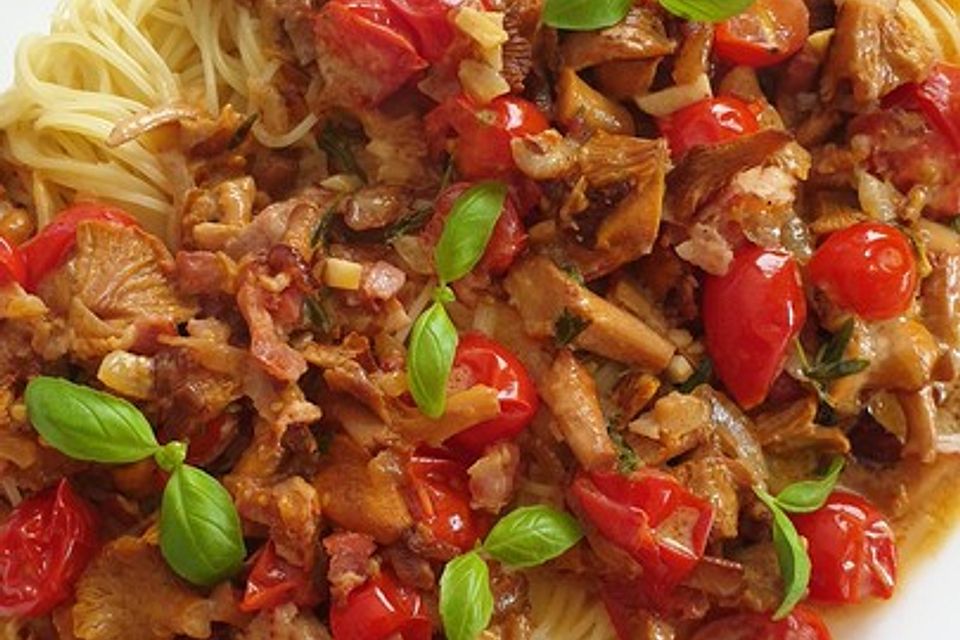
459, 59, 510, 104
454, 8, 508, 50
634, 74, 712, 117
97, 351, 155, 400
856, 169, 899, 222
807, 29, 835, 57
666, 354, 695, 384
320, 174, 364, 193
917, 218, 960, 255
323, 258, 364, 290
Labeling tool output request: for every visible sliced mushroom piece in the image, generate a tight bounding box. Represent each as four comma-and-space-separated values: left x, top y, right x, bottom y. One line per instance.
555, 68, 635, 135
560, 5, 675, 71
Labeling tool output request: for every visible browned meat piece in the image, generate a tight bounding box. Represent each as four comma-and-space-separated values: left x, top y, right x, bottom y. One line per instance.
313, 435, 412, 544
360, 261, 406, 302
752, 397, 850, 455
323, 532, 378, 603
666, 130, 793, 222
539, 349, 617, 472
821, 0, 934, 103
225, 197, 325, 262
175, 251, 238, 295
560, 6, 675, 70
238, 603, 331, 640
504, 255, 675, 371
674, 456, 741, 540
468, 441, 520, 513
72, 537, 213, 640
344, 186, 410, 231
382, 544, 435, 591
231, 476, 321, 567
181, 177, 255, 251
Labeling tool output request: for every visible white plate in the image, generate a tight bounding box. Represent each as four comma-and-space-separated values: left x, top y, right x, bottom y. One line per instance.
0, 1, 956, 637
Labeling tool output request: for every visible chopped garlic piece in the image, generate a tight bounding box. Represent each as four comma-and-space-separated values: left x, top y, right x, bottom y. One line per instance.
459, 59, 510, 104
665, 354, 695, 384
98, 351, 155, 400
635, 74, 712, 117
323, 258, 364, 290
455, 8, 508, 50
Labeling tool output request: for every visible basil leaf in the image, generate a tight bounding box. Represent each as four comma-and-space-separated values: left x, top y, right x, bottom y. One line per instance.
408, 301, 459, 419
775, 458, 845, 514
25, 377, 159, 464
755, 488, 811, 620
543, 0, 631, 30
658, 0, 756, 22
160, 465, 246, 587
434, 182, 507, 284
440, 551, 494, 640
483, 505, 583, 568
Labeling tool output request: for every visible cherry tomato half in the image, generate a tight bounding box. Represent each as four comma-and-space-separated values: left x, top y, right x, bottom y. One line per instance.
808, 222, 917, 321
571, 471, 714, 587
715, 0, 810, 68
314, 0, 428, 106
21, 203, 139, 292
703, 246, 807, 410
0, 237, 27, 287
443, 333, 538, 456
423, 183, 528, 277
425, 94, 549, 180
240, 540, 320, 613
657, 97, 761, 159
0, 480, 99, 618
691, 607, 832, 640
329, 571, 431, 640
791, 491, 897, 604
406, 451, 491, 552
884, 63, 960, 153
384, 0, 464, 63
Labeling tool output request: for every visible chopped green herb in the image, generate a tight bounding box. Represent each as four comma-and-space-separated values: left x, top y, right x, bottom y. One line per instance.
385, 205, 433, 240
561, 263, 585, 285
677, 358, 713, 394
609, 428, 639, 474
554, 308, 590, 346
310, 197, 342, 249
319, 123, 367, 182
304, 296, 333, 334
798, 320, 870, 421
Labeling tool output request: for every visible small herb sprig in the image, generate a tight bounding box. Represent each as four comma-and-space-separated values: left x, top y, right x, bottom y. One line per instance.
407, 182, 508, 418
796, 319, 870, 423
25, 377, 246, 587
753, 457, 845, 619
440, 505, 583, 640
542, 0, 754, 31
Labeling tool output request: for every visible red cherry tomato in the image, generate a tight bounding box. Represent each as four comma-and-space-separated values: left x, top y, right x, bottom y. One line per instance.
240, 541, 319, 612
808, 222, 917, 321
791, 491, 897, 604
571, 471, 714, 587
884, 63, 960, 152
425, 94, 549, 179
0, 237, 27, 286
384, 0, 464, 62
406, 451, 490, 552
657, 97, 761, 159
314, 0, 428, 105
691, 607, 832, 640
329, 571, 431, 640
423, 183, 528, 277
444, 333, 538, 456
715, 0, 810, 68
21, 203, 139, 292
0, 480, 99, 618
703, 246, 807, 409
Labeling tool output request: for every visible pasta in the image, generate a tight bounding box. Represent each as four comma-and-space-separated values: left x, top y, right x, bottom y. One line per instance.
0, 0, 314, 243
904, 0, 960, 62
528, 572, 617, 640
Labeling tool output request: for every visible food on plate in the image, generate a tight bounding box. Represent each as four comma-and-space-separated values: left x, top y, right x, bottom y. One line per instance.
0, 0, 960, 638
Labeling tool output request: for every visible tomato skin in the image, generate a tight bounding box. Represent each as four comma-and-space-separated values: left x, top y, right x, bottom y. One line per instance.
424, 183, 528, 277
0, 237, 27, 286
0, 480, 99, 618
21, 203, 139, 292
571, 471, 714, 587
791, 491, 897, 604
691, 607, 832, 640
658, 97, 761, 159
703, 246, 807, 410
444, 333, 538, 456
329, 571, 431, 640
808, 222, 917, 321
884, 63, 960, 152
384, 0, 463, 62
240, 541, 319, 612
715, 0, 810, 68
425, 94, 549, 180
314, 0, 428, 105
406, 451, 491, 552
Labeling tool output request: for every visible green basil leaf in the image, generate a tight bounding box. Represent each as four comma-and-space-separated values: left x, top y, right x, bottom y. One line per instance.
543, 0, 632, 30
434, 182, 507, 284
483, 505, 583, 568
160, 465, 246, 587
440, 550, 494, 640
775, 458, 845, 514
408, 301, 459, 419
25, 377, 159, 464
755, 488, 811, 620
658, 0, 756, 22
